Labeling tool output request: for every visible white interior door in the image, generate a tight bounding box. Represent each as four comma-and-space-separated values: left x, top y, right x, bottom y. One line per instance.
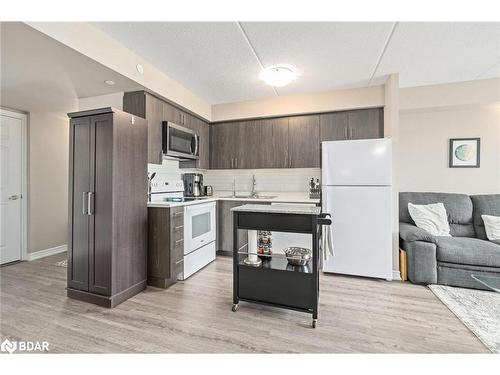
0, 109, 25, 264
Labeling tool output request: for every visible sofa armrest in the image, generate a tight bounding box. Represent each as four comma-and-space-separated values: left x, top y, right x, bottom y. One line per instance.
399, 223, 437, 244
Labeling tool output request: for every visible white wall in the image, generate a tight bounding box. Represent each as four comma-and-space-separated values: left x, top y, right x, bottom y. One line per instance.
78, 92, 124, 111
399, 104, 500, 194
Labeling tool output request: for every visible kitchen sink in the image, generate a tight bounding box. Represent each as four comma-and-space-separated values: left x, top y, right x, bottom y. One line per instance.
220, 195, 277, 199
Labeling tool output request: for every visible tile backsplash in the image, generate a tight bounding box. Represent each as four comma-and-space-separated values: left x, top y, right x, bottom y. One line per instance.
148, 158, 321, 193
203, 168, 321, 193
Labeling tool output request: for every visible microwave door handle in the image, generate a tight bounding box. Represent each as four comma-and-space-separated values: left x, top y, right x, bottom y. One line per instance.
194, 134, 199, 156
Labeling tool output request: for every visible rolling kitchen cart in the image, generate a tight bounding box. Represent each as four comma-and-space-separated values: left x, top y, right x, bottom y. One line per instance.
231, 204, 331, 328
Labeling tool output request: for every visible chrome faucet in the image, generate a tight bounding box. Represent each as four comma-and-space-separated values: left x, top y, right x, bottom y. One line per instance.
232, 177, 236, 198
250, 174, 258, 198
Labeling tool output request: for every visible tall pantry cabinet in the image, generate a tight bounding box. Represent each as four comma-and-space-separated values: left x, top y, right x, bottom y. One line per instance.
67, 108, 148, 308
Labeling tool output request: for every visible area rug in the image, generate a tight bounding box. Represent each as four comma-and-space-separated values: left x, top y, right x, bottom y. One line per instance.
55, 259, 67, 267
429, 284, 500, 353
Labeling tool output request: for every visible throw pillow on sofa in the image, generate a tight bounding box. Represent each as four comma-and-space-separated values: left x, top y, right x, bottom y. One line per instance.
408, 202, 451, 237
482, 214, 500, 241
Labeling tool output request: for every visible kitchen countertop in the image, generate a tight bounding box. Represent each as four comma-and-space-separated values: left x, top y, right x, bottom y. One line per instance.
231, 203, 322, 215
147, 191, 320, 208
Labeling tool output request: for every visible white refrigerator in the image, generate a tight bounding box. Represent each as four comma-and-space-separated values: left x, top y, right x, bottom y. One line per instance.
321, 138, 393, 280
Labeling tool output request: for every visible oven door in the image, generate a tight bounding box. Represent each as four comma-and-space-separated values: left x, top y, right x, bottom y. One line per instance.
163, 122, 199, 160
184, 201, 216, 254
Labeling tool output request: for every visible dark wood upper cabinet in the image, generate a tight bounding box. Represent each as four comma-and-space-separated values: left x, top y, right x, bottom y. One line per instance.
254, 118, 289, 168
288, 115, 320, 168
320, 111, 349, 141
67, 107, 148, 308
320, 108, 383, 142
210, 123, 235, 169
123, 91, 210, 167
348, 108, 384, 140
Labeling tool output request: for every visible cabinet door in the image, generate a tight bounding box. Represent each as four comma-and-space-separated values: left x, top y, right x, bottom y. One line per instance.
68, 117, 92, 291
162, 101, 182, 124
288, 115, 320, 168
254, 118, 289, 168
145, 94, 164, 164
217, 200, 249, 253
90, 114, 113, 296
320, 112, 349, 141
198, 120, 210, 169
233, 121, 254, 169
348, 108, 384, 140
210, 123, 236, 169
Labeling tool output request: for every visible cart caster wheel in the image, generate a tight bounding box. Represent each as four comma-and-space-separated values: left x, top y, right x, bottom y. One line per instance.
232, 304, 239, 312
312, 319, 317, 328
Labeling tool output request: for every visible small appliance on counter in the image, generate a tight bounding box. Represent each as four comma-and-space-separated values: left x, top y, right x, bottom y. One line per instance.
183, 173, 204, 197
309, 178, 321, 199
204, 185, 213, 196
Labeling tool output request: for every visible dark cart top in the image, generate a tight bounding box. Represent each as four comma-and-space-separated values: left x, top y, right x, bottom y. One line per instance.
231, 204, 321, 216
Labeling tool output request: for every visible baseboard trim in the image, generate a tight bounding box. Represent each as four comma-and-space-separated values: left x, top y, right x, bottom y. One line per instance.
27, 245, 67, 261
392, 270, 401, 281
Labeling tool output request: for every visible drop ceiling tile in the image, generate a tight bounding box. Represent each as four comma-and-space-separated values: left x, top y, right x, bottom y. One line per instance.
240, 22, 394, 96
92, 22, 276, 104
376, 22, 500, 87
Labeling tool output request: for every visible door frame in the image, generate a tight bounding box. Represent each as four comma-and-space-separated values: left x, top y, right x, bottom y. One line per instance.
1, 107, 28, 261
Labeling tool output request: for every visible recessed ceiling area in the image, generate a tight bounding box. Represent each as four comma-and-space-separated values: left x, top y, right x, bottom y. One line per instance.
92, 21, 500, 104
1, 22, 142, 112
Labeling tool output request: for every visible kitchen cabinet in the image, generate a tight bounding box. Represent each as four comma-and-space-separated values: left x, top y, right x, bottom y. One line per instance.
320, 108, 383, 142
217, 200, 248, 254
210, 122, 238, 169
67, 107, 148, 308
254, 118, 289, 168
217, 200, 272, 254
123, 91, 210, 167
347, 108, 384, 140
147, 206, 184, 288
288, 115, 320, 168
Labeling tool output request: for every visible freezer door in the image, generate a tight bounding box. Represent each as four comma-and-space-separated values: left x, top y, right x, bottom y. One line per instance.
321, 138, 392, 186
322, 186, 393, 279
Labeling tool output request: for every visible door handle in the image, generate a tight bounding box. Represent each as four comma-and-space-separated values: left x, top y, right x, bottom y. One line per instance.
8, 195, 20, 201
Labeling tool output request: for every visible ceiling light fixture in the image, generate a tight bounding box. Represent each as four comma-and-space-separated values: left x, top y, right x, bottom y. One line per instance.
260, 65, 297, 87
104, 80, 115, 86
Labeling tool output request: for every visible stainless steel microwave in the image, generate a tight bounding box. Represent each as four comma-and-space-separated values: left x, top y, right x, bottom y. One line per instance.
162, 121, 199, 160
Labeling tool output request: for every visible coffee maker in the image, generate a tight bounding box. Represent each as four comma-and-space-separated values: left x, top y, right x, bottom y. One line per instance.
182, 173, 204, 197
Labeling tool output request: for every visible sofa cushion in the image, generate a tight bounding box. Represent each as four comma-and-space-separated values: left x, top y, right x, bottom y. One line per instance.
435, 236, 500, 268
399, 192, 475, 237
470, 195, 500, 240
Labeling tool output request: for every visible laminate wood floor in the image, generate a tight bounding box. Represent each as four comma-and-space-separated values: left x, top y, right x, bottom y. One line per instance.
0, 253, 488, 353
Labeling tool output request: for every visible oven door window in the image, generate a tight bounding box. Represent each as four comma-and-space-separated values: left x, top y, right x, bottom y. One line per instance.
169, 126, 194, 154
192, 212, 211, 239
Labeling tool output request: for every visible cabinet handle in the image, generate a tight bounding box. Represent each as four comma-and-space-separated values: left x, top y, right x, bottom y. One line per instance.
344, 126, 348, 139
174, 225, 184, 230
159, 150, 163, 163
173, 212, 183, 217
289, 156, 292, 168
175, 259, 184, 265
175, 239, 184, 244
235, 158, 238, 168
350, 127, 353, 139
88, 192, 94, 215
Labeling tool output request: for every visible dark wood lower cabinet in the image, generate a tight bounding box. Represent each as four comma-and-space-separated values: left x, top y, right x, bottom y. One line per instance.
67, 107, 148, 308
147, 206, 184, 288
217, 201, 271, 255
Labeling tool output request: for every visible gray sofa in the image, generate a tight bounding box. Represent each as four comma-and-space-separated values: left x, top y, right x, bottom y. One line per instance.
399, 192, 500, 290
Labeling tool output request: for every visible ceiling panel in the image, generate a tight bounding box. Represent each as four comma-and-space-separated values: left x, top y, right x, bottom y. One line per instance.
92, 22, 276, 104
376, 22, 500, 87
240, 22, 394, 96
